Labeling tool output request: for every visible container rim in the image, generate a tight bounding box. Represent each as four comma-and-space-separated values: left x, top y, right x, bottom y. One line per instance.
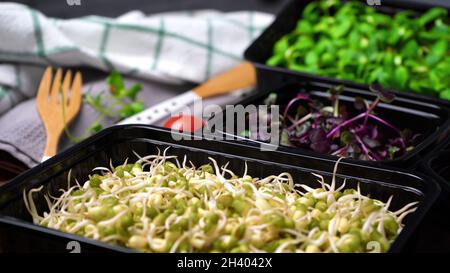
0, 125, 442, 252
210, 77, 450, 166
422, 138, 450, 194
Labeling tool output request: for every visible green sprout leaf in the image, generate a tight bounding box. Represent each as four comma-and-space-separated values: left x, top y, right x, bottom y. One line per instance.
394, 66, 409, 89
266, 2, 450, 99
119, 102, 144, 119
418, 8, 448, 27
401, 40, 419, 59
64, 71, 144, 143
89, 121, 104, 134
126, 84, 143, 100
426, 40, 447, 66
388, 146, 400, 159
440, 88, 450, 100
107, 71, 125, 94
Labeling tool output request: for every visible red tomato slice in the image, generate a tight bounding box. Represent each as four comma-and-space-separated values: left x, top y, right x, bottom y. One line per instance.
163, 115, 205, 133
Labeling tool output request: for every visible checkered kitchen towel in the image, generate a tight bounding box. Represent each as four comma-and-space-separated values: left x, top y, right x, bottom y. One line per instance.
0, 3, 273, 115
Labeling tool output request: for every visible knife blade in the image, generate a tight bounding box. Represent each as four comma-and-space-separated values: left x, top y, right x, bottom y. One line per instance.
118, 62, 255, 125
117, 90, 200, 125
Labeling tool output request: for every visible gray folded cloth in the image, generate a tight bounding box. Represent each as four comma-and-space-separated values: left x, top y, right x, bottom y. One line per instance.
0, 6, 270, 168
0, 76, 243, 168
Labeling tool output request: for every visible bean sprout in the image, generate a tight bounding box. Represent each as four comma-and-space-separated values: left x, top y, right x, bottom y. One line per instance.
24, 151, 417, 253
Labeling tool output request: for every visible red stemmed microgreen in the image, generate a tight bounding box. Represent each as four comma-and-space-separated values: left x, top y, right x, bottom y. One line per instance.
243, 84, 418, 161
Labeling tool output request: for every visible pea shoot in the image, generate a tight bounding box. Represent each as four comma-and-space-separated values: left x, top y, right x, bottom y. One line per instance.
64, 71, 144, 142
267, 0, 450, 99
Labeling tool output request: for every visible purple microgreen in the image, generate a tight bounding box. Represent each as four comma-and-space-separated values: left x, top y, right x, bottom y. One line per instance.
367, 114, 402, 136
331, 146, 348, 156
363, 97, 380, 126
378, 149, 388, 159
347, 143, 362, 157
326, 117, 344, 128
326, 112, 366, 139
329, 85, 344, 97
354, 96, 366, 111
286, 114, 297, 124
309, 128, 331, 153
330, 144, 339, 152
297, 105, 309, 117
283, 93, 311, 118
253, 85, 416, 161
362, 135, 380, 149
369, 83, 396, 103
370, 126, 379, 139
354, 134, 373, 159
363, 84, 396, 126
389, 137, 406, 149
329, 85, 344, 117
287, 113, 313, 131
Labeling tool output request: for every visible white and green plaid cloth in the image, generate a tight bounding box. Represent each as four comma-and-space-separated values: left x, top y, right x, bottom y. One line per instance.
0, 3, 273, 115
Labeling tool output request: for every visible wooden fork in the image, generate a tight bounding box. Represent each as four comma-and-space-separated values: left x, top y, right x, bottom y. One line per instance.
36, 67, 82, 162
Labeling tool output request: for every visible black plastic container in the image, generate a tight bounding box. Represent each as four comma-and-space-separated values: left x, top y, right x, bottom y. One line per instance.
424, 138, 450, 195
410, 137, 450, 252
245, 0, 450, 105
0, 126, 441, 252
211, 77, 450, 168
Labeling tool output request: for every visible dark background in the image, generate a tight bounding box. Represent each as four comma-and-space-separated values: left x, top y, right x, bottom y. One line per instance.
5, 0, 290, 17
4, 0, 450, 18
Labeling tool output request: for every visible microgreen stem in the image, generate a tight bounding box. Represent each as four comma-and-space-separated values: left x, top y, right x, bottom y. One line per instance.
367, 114, 402, 136
326, 112, 366, 139
363, 98, 380, 126
287, 113, 313, 131
331, 146, 347, 157
283, 94, 311, 118
63, 72, 144, 143
333, 97, 339, 118
354, 134, 379, 161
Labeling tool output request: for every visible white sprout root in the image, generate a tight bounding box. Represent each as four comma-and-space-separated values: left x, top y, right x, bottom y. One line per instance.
24, 151, 417, 253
